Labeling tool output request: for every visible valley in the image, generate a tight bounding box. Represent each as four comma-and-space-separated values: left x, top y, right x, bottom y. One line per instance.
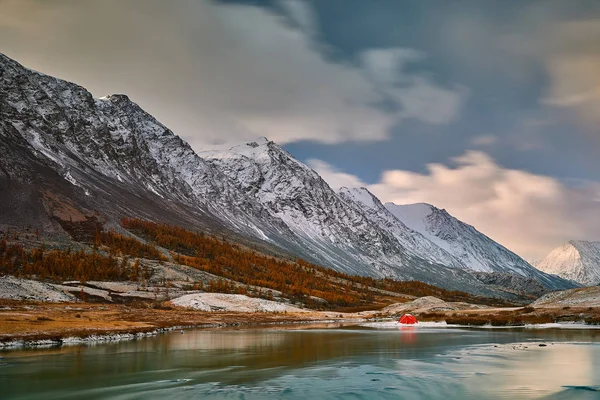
0, 52, 597, 349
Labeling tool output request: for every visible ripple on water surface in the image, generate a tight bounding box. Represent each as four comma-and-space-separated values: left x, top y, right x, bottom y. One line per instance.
1, 326, 600, 399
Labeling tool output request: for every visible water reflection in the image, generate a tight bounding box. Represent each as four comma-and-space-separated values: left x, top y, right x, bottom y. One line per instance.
1, 326, 599, 399
397, 325, 417, 344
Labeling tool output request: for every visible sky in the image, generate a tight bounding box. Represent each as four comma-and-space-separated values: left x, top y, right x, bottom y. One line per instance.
1, 0, 600, 260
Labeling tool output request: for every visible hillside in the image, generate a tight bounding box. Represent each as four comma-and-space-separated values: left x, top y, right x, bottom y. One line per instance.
0, 219, 516, 310
536, 241, 600, 286
0, 52, 575, 296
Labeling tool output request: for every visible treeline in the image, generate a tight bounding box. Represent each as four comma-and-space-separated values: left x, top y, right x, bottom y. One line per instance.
0, 229, 159, 282
0, 240, 138, 282
0, 219, 509, 308
122, 218, 364, 306
121, 218, 506, 308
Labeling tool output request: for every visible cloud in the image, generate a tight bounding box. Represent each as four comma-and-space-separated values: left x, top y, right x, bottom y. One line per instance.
0, 0, 466, 150
470, 134, 498, 147
306, 159, 365, 189
435, 1, 600, 134
503, 10, 600, 130
310, 152, 600, 259
360, 48, 469, 124
280, 0, 317, 37
526, 19, 600, 128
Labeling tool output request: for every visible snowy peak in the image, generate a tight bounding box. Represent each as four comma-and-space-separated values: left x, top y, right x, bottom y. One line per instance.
0, 52, 577, 296
384, 202, 437, 236
339, 190, 464, 268
338, 187, 381, 211
384, 202, 537, 276
536, 241, 600, 286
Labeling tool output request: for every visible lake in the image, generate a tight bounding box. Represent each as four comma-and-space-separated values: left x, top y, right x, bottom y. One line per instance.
1, 322, 600, 399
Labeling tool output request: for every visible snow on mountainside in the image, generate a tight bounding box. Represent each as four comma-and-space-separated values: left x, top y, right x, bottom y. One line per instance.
383, 202, 570, 289
201, 141, 573, 294
536, 241, 600, 286
0, 52, 295, 243
0, 52, 576, 296
200, 139, 418, 276
337, 187, 462, 268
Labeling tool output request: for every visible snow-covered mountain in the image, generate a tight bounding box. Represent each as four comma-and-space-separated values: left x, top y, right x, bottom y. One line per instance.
385, 203, 529, 274
536, 241, 600, 286
382, 203, 568, 289
337, 188, 461, 268
0, 52, 576, 296
200, 140, 453, 281
0, 52, 298, 245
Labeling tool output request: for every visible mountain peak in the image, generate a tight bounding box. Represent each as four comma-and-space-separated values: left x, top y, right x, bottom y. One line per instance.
338, 187, 383, 212
536, 240, 600, 286
247, 136, 271, 146
1, 51, 576, 297
100, 94, 131, 103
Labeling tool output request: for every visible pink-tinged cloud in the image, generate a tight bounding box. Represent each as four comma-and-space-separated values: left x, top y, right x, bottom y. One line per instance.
310, 152, 600, 260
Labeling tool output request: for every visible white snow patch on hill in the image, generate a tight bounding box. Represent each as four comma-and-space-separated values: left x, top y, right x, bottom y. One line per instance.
170, 293, 308, 313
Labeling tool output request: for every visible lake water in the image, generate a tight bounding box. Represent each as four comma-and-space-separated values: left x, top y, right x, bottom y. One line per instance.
1, 322, 600, 399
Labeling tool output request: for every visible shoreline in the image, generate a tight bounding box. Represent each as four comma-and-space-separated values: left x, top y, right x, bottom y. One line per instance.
0, 301, 364, 349
2, 296, 600, 350
4, 317, 600, 351
0, 319, 363, 350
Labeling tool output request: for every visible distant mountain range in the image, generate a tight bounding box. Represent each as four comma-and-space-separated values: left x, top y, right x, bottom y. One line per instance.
0, 52, 576, 297
536, 241, 600, 286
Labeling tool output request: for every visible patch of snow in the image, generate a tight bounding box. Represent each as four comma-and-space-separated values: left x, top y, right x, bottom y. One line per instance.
171, 293, 307, 313
52, 284, 112, 301
63, 171, 77, 186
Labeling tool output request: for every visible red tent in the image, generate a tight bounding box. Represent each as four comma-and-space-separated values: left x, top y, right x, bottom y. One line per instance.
398, 314, 418, 325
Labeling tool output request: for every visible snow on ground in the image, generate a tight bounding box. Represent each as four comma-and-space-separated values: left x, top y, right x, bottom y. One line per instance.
361, 321, 453, 329
85, 281, 141, 293
171, 293, 308, 313
0, 276, 76, 302
361, 320, 600, 330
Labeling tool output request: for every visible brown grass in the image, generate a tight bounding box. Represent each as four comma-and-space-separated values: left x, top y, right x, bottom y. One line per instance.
0, 300, 357, 343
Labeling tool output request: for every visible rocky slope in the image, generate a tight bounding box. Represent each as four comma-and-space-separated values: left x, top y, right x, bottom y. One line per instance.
536, 241, 600, 286
200, 141, 570, 295
383, 202, 569, 290
532, 286, 600, 308
0, 52, 575, 296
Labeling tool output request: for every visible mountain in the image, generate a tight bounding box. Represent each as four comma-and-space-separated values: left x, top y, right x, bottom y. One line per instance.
383, 203, 569, 289
0, 52, 299, 252
200, 142, 490, 292
535, 241, 600, 286
337, 188, 461, 268
0, 52, 575, 297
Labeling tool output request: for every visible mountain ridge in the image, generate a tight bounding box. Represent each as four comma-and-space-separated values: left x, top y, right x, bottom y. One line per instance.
0, 52, 576, 297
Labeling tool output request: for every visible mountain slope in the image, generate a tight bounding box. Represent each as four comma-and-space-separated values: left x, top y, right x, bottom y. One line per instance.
384, 202, 571, 289
0, 52, 302, 251
337, 187, 462, 268
536, 241, 600, 286
0, 52, 575, 296
201, 142, 574, 294
201, 140, 427, 277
